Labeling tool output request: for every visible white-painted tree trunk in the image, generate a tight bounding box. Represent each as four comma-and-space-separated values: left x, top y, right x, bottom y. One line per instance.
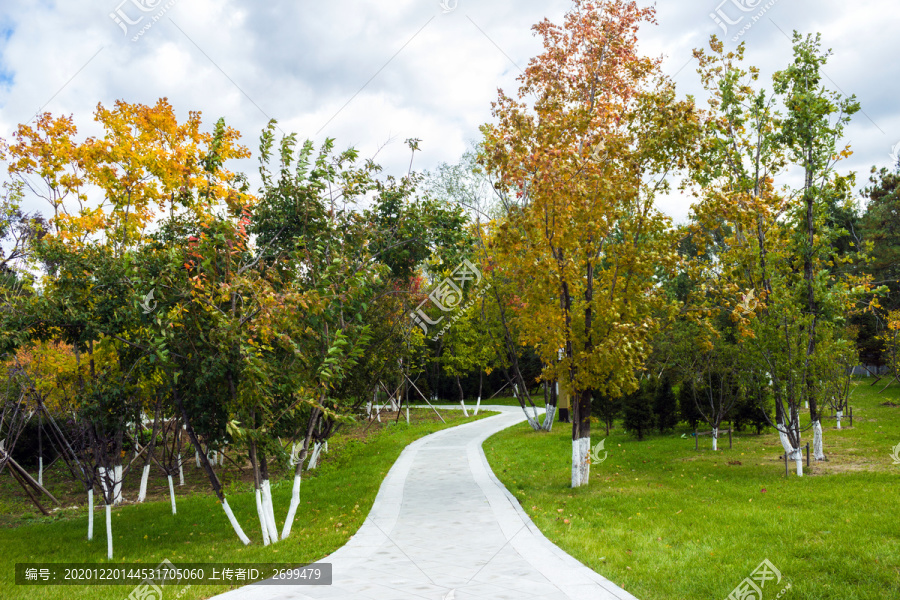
812, 420, 825, 461
323, 441, 328, 453
474, 396, 481, 415
38, 457, 43, 487
195, 451, 200, 468
307, 443, 322, 470
167, 475, 177, 515
87, 488, 94, 540
794, 449, 803, 476
98, 467, 108, 497
222, 498, 251, 545
281, 473, 302, 539
262, 480, 279, 542
777, 423, 803, 476
138, 464, 150, 502
836, 411, 842, 430
542, 405, 556, 432
219, 451, 225, 466
520, 406, 540, 431
105, 503, 113, 559
460, 400, 469, 417
711, 427, 718, 451
114, 464, 123, 504
571, 437, 590, 487
405, 403, 409, 424
178, 454, 185, 486
255, 488, 270, 546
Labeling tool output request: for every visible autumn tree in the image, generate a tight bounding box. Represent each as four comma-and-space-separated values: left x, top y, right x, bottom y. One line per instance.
6, 99, 257, 548
480, 0, 698, 486
689, 34, 865, 473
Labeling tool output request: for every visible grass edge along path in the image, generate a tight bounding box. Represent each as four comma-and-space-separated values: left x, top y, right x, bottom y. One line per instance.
484, 381, 900, 600
0, 409, 495, 600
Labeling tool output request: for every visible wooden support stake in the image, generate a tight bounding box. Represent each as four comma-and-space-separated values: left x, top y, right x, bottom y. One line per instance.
8, 466, 50, 516
488, 380, 511, 400
695, 430, 698, 451
0, 450, 60, 505
405, 376, 445, 423
729, 426, 733, 450
784, 452, 788, 477
806, 443, 810, 467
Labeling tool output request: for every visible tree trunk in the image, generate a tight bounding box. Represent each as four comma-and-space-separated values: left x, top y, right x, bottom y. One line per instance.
812, 419, 825, 461
87, 486, 94, 540
571, 389, 591, 487
507, 370, 540, 430
457, 376, 469, 416
175, 387, 250, 545
282, 472, 302, 540
262, 480, 278, 542
98, 466, 108, 498
138, 464, 151, 502
167, 474, 177, 515
282, 409, 319, 539
38, 415, 43, 486
836, 411, 842, 429
711, 427, 718, 451
475, 371, 483, 415
113, 464, 123, 505
138, 401, 161, 503
542, 380, 557, 432
255, 485, 270, 546
259, 449, 279, 543
250, 439, 270, 545
308, 443, 323, 469
776, 403, 803, 476
105, 503, 113, 559
178, 453, 185, 485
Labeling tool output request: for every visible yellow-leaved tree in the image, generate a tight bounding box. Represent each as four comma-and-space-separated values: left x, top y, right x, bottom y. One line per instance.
480, 0, 700, 486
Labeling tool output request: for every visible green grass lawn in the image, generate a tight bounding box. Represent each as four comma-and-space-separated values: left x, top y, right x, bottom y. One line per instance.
484, 379, 900, 600
0, 409, 493, 600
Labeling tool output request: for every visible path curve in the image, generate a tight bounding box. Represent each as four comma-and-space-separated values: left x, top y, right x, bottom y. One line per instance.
212, 406, 637, 600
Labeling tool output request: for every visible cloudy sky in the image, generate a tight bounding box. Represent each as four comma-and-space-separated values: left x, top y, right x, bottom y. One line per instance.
0, 0, 897, 223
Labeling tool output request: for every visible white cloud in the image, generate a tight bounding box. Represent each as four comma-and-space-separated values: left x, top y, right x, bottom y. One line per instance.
0, 0, 896, 222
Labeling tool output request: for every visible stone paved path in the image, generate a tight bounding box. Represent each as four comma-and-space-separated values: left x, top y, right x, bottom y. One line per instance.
212, 405, 638, 600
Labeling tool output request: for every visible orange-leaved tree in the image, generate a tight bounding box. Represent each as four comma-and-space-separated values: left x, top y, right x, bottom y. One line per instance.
480, 0, 700, 486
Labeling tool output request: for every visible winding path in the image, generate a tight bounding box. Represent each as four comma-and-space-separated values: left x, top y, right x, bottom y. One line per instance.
212, 406, 637, 600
